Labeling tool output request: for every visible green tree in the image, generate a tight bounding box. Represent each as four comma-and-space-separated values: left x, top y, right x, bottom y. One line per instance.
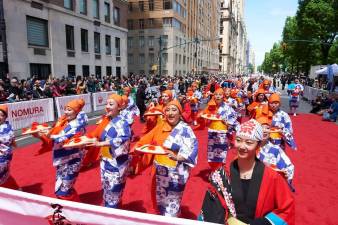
296, 0, 338, 64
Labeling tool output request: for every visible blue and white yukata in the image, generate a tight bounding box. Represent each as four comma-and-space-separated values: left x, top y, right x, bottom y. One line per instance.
271, 110, 297, 150
191, 90, 202, 111
121, 96, 140, 126
289, 84, 304, 108
51, 111, 88, 197
264, 86, 277, 99
155, 121, 198, 217
0, 122, 14, 186
257, 141, 295, 182
207, 103, 239, 163
99, 115, 131, 208
225, 97, 238, 111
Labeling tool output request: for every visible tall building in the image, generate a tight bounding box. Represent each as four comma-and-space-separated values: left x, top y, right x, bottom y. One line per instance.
127, 0, 220, 76
219, 0, 248, 75
0, 0, 128, 79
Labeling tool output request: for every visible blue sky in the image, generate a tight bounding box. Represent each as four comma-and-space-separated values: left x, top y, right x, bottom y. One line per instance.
245, 0, 299, 66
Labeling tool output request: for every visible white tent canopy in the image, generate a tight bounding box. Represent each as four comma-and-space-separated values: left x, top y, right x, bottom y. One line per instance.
315, 64, 338, 76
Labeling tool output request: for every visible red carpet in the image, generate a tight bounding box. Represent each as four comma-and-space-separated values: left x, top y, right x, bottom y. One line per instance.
9, 114, 338, 224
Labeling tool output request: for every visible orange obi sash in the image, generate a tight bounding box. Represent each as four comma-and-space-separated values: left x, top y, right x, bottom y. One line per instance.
154, 151, 178, 168
101, 146, 112, 159
270, 131, 282, 139
208, 120, 228, 131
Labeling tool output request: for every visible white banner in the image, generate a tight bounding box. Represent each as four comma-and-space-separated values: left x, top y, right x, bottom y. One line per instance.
1, 98, 54, 130
0, 188, 216, 225
92, 91, 116, 111
55, 94, 92, 117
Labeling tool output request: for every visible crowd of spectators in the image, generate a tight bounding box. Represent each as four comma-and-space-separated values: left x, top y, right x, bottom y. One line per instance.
0, 72, 211, 104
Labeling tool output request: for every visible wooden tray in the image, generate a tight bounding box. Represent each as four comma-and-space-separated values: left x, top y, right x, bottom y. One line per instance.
201, 113, 222, 121
144, 111, 163, 116
63, 136, 97, 148
22, 125, 50, 135
134, 144, 168, 155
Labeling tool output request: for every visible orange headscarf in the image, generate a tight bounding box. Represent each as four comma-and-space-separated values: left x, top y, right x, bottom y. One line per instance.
162, 90, 173, 100
269, 93, 281, 103
165, 100, 182, 114
108, 94, 123, 107
0, 105, 8, 117
256, 116, 271, 125
66, 99, 85, 113
121, 95, 129, 108
214, 88, 224, 95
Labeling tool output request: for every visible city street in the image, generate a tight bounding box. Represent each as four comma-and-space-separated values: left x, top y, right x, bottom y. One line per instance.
6, 89, 338, 224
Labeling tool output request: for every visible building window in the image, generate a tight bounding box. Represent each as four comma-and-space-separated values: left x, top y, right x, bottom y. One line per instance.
64, 0, 73, 10
139, 36, 145, 48
148, 18, 154, 28
148, 36, 154, 47
163, 0, 172, 10
104, 2, 110, 23
30, 63, 51, 79
116, 66, 121, 78
115, 37, 120, 56
81, 29, 88, 52
82, 65, 90, 77
149, 0, 154, 11
105, 35, 111, 55
149, 53, 154, 64
95, 66, 102, 78
106, 66, 112, 76
68, 65, 76, 77
163, 17, 172, 27
161, 35, 168, 47
113, 7, 120, 26
162, 53, 168, 63
128, 2, 133, 11
139, 54, 145, 64
127, 20, 133, 29
80, 0, 87, 14
127, 37, 133, 48
128, 54, 133, 64
65, 25, 74, 50
93, 0, 99, 19
139, 1, 144, 11
26, 16, 49, 47
139, 19, 145, 29
94, 32, 100, 54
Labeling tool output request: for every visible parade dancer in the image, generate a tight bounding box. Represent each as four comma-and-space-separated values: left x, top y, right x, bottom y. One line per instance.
143, 90, 172, 134
123, 86, 140, 120
0, 105, 19, 190
268, 93, 297, 150
224, 88, 238, 110
134, 100, 198, 217
289, 79, 304, 116
38, 99, 88, 201
256, 117, 295, 190
207, 88, 239, 170
247, 89, 270, 119
199, 119, 295, 225
260, 79, 277, 99
191, 82, 202, 125
88, 94, 131, 208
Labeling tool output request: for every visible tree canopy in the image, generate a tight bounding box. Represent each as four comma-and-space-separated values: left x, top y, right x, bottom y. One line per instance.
261, 0, 338, 75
